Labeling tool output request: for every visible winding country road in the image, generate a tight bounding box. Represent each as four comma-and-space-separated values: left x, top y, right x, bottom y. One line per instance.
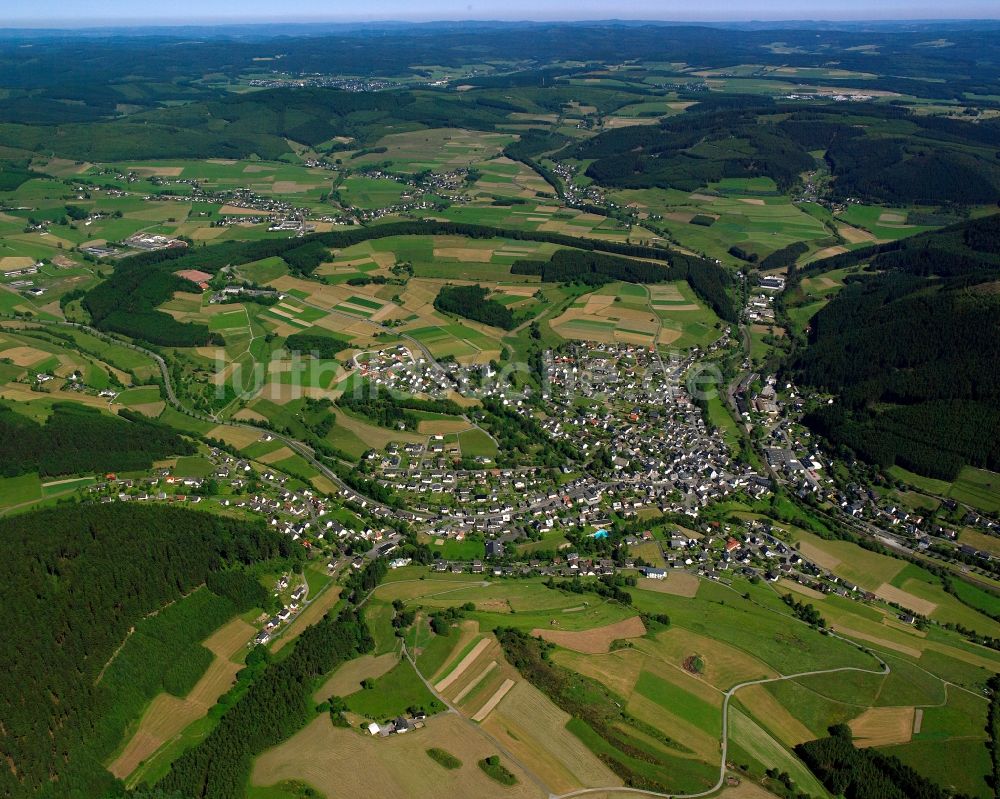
398, 594, 889, 799
0, 315, 429, 518
553, 651, 889, 799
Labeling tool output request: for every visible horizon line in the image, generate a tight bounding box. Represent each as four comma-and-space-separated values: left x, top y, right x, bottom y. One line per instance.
3, 16, 1000, 30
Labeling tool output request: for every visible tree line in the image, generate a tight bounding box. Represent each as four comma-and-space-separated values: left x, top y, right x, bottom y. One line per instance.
511, 248, 739, 323
81, 218, 688, 347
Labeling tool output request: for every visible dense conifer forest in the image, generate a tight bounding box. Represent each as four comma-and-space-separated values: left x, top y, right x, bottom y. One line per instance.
796, 726, 963, 799
0, 401, 194, 477
0, 504, 295, 799
790, 216, 1000, 479
434, 284, 516, 330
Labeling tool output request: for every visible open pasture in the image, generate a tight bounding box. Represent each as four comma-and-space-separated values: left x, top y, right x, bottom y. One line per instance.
346, 657, 440, 720
550, 283, 658, 347
631, 579, 874, 677
348, 128, 514, 172
728, 708, 828, 798
403, 321, 502, 363
106, 159, 333, 202
251, 713, 544, 799
889, 464, 1000, 515
837, 204, 937, 241
615, 187, 829, 265
472, 157, 553, 199
849, 706, 916, 748
481, 680, 620, 794
530, 616, 647, 654
314, 652, 400, 702
339, 175, 407, 209
788, 529, 1000, 637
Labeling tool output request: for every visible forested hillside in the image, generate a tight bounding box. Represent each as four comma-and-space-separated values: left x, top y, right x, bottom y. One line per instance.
0, 504, 294, 799
82, 220, 693, 346
155, 565, 380, 799
790, 215, 1000, 479
576, 105, 815, 192
572, 103, 1000, 204
0, 402, 193, 477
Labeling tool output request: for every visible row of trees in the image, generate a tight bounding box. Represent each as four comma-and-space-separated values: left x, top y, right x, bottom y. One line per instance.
497, 627, 682, 793
511, 248, 674, 285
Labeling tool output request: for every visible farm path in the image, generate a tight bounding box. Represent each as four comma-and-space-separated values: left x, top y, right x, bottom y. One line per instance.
553, 649, 890, 799
402, 639, 554, 798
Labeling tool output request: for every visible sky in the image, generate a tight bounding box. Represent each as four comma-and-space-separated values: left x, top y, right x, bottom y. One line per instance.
6, 0, 1000, 26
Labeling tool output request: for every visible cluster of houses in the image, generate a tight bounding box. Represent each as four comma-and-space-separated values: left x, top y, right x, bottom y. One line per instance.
746, 290, 777, 324
540, 342, 771, 513
0, 261, 40, 279
249, 76, 394, 91
552, 161, 606, 207
352, 345, 454, 396
732, 367, 1000, 567
210, 285, 283, 304
254, 577, 308, 646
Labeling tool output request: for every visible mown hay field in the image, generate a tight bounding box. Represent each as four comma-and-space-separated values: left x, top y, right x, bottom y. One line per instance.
251, 713, 544, 799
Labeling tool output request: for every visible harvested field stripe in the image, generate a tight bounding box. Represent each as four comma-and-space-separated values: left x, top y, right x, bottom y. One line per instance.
453, 661, 498, 704
435, 637, 491, 692
833, 626, 922, 659
472, 678, 515, 722
530, 616, 646, 654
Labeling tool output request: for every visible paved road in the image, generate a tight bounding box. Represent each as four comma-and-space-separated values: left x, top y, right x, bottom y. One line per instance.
5, 317, 425, 519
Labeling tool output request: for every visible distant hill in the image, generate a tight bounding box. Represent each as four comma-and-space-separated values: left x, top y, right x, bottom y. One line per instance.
788, 214, 1000, 480
572, 103, 1000, 204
